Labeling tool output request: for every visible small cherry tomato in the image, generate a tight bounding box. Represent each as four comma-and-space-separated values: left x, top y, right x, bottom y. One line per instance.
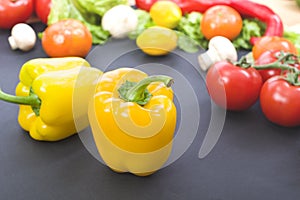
41, 19, 93, 58
252, 36, 298, 60
260, 76, 300, 127
201, 5, 243, 40
206, 61, 263, 111
0, 0, 34, 29
35, 0, 51, 24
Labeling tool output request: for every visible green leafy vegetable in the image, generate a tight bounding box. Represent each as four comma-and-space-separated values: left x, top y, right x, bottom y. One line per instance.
283, 31, 300, 55
175, 12, 265, 52
128, 11, 206, 53
176, 31, 202, 53
128, 9, 155, 40
47, 0, 128, 44
176, 12, 208, 52
233, 18, 266, 49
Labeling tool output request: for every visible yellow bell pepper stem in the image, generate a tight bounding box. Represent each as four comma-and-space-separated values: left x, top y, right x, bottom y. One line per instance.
0, 88, 41, 116
119, 75, 174, 105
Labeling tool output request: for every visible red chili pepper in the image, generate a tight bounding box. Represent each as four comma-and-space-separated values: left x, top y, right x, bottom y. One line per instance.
135, 0, 283, 45
228, 1, 283, 44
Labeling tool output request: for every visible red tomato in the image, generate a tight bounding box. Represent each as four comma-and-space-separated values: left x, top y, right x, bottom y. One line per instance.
41, 19, 93, 58
252, 36, 298, 60
255, 51, 282, 82
0, 0, 34, 29
201, 5, 243, 40
255, 51, 300, 82
260, 76, 300, 127
35, 0, 51, 24
206, 61, 263, 111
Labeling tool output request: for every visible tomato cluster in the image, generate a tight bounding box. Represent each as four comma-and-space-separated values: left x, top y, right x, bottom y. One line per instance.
206, 36, 300, 127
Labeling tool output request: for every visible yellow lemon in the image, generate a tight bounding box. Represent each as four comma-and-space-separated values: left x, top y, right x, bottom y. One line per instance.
149, 1, 182, 29
136, 26, 177, 56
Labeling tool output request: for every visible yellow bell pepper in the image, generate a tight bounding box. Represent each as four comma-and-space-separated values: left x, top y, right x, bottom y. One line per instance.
0, 57, 102, 141
88, 68, 177, 176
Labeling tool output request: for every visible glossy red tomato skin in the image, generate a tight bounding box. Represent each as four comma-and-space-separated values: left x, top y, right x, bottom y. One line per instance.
260, 76, 300, 127
255, 51, 282, 82
35, 0, 51, 24
206, 61, 263, 111
255, 51, 300, 82
0, 0, 34, 29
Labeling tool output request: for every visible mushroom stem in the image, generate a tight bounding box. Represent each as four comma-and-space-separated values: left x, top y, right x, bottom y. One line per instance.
8, 36, 18, 50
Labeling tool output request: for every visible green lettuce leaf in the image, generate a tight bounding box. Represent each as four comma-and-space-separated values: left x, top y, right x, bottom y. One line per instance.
283, 31, 300, 55
176, 12, 208, 52
47, 0, 127, 44
175, 12, 265, 52
233, 18, 266, 49
128, 9, 155, 40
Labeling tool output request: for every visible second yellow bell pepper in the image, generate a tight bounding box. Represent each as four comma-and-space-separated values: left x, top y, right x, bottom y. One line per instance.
0, 57, 102, 141
88, 68, 177, 176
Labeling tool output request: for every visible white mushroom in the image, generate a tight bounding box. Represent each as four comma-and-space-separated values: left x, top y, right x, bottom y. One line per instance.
8, 23, 36, 51
101, 5, 138, 39
198, 36, 238, 71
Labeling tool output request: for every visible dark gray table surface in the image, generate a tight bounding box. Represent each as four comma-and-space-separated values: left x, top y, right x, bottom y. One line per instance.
1, 22, 300, 200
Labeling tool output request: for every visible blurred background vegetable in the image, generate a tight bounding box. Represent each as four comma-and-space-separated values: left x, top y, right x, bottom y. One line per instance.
128, 9, 155, 39
128, 6, 266, 53
252, 36, 298, 60
136, 26, 177, 56
149, 1, 182, 29
201, 5, 243, 40
283, 28, 300, 54
232, 19, 266, 49
34, 0, 51, 24
101, 5, 138, 38
135, 0, 284, 45
47, 0, 128, 44
176, 12, 265, 52
175, 12, 206, 53
0, 0, 33, 29
41, 19, 93, 57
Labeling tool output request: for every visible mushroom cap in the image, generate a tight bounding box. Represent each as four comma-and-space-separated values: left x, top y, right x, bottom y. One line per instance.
9, 23, 36, 51
198, 36, 238, 71
102, 5, 138, 39
208, 36, 237, 62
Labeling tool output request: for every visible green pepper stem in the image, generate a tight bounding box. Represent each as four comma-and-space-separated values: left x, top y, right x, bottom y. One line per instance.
0, 88, 41, 115
252, 52, 299, 72
251, 52, 300, 85
120, 75, 174, 105
253, 62, 296, 71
